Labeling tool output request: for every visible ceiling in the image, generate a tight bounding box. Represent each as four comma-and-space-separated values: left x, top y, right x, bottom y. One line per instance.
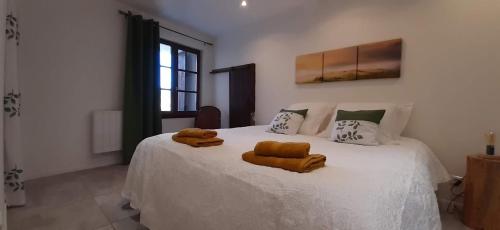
118, 0, 309, 37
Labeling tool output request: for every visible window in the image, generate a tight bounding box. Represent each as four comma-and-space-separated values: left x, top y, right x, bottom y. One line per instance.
160, 39, 201, 118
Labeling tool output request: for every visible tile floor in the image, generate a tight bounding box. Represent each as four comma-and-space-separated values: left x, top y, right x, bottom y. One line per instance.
441, 211, 471, 230
8, 165, 468, 230
7, 165, 147, 230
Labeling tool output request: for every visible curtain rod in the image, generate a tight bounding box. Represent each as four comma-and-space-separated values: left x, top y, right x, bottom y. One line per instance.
118, 10, 214, 46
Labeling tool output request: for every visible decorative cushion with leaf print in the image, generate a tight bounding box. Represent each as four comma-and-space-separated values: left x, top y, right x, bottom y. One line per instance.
330, 110, 386, 146
266, 109, 308, 135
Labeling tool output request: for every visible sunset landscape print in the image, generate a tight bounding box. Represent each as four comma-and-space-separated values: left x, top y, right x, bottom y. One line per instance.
357, 39, 402, 80
295, 39, 402, 84
295, 53, 324, 84
323, 46, 357, 82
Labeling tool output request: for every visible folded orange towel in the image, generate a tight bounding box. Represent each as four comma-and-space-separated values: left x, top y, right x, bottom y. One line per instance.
176, 128, 218, 139
254, 141, 310, 158
242, 151, 326, 173
172, 134, 224, 147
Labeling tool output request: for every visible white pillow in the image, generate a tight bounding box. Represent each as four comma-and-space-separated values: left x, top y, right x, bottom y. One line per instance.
318, 103, 413, 143
331, 110, 387, 146
266, 109, 308, 135
287, 102, 335, 136
395, 103, 413, 136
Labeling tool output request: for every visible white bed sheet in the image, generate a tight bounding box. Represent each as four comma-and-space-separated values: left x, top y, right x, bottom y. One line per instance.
122, 126, 450, 230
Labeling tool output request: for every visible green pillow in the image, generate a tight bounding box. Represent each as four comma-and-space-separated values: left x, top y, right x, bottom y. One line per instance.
335, 110, 386, 124
331, 110, 386, 146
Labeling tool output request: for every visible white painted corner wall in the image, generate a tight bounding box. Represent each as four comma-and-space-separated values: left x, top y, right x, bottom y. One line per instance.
18, 0, 215, 180
214, 0, 500, 176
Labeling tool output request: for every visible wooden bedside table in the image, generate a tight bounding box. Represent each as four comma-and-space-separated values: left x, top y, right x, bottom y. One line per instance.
463, 154, 500, 230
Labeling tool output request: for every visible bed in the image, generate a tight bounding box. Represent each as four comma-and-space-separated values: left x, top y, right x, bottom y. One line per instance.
122, 125, 450, 230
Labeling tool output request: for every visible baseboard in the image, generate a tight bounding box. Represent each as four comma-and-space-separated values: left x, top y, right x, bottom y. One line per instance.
24, 151, 122, 180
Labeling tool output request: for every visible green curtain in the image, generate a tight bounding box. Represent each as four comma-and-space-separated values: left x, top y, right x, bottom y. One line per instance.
122, 14, 162, 164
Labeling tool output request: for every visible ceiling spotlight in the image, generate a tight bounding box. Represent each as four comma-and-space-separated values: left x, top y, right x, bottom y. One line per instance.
241, 0, 247, 7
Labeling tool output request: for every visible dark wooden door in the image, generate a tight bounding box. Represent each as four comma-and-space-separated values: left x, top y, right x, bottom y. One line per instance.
229, 64, 255, 128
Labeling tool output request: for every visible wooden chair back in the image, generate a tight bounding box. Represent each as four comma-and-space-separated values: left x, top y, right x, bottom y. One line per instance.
195, 106, 221, 129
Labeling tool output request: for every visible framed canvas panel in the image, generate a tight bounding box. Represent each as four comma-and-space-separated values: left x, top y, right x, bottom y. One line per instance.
323, 46, 358, 82
295, 52, 324, 84
357, 38, 402, 80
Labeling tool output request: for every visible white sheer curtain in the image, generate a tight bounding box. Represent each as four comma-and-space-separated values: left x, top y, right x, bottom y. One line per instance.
3, 0, 25, 207
0, 0, 6, 227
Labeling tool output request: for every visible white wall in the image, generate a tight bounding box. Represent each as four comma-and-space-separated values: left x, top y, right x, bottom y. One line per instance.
213, 72, 230, 128
214, 0, 500, 176
18, 0, 215, 180
162, 118, 193, 133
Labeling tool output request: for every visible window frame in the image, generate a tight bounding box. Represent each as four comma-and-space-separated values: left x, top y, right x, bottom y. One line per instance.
160, 39, 201, 119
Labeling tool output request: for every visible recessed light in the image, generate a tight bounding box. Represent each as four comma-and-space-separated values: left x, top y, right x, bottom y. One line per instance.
241, 0, 247, 7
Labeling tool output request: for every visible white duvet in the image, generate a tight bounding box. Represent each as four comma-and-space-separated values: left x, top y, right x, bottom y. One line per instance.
122, 126, 450, 230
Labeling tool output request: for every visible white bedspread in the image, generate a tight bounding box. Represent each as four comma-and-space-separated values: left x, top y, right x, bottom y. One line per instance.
122, 126, 450, 230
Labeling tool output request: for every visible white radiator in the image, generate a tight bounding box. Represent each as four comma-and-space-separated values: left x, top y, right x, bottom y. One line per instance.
92, 110, 122, 154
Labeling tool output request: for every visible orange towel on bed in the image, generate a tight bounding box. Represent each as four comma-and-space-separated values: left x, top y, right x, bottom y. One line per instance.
176, 128, 218, 139
242, 151, 326, 173
172, 134, 224, 147
254, 141, 310, 158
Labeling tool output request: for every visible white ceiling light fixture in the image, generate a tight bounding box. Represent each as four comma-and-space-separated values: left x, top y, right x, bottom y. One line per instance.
241, 0, 247, 7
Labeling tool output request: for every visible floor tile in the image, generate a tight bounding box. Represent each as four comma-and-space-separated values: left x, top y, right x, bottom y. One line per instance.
441, 211, 470, 230
7, 205, 54, 230
112, 215, 148, 230
79, 165, 128, 196
95, 225, 115, 230
23, 172, 92, 210
8, 198, 109, 230
95, 192, 139, 222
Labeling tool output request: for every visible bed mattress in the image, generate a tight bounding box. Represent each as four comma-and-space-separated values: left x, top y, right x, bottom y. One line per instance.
122, 126, 450, 230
